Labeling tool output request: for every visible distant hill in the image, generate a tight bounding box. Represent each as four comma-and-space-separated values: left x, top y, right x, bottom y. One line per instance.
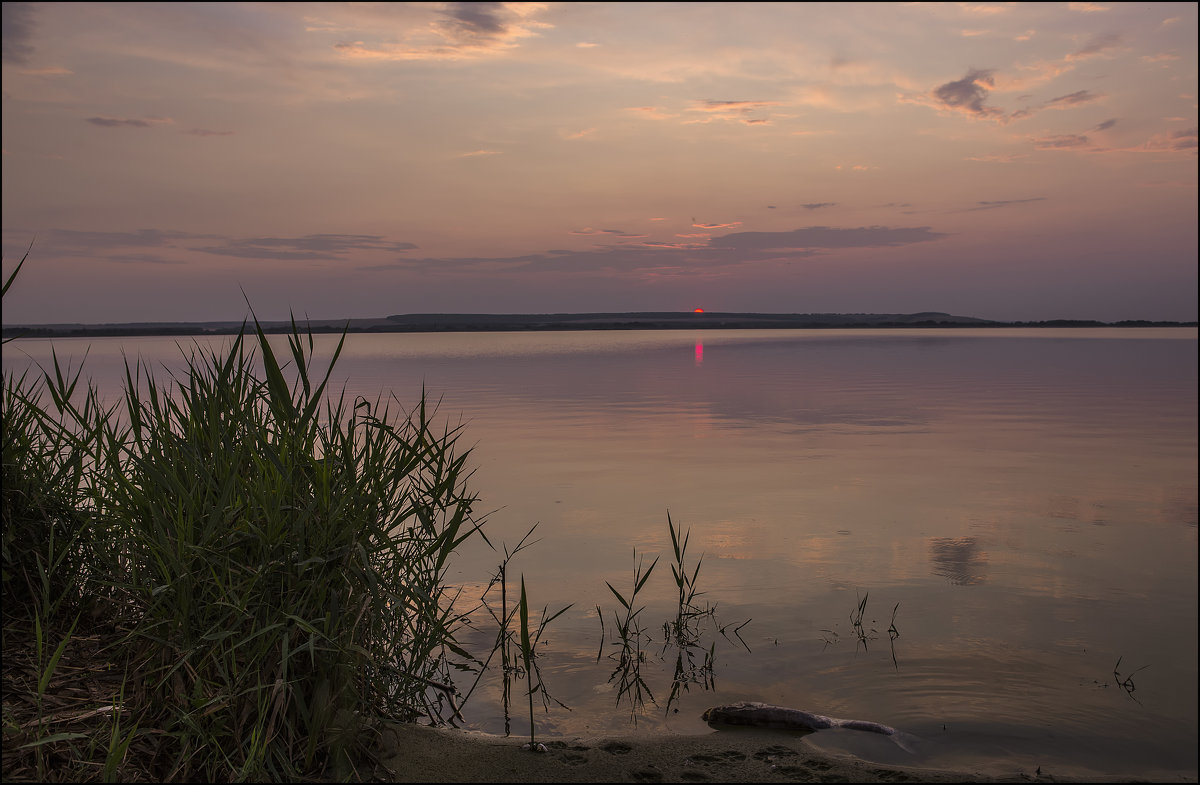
379, 311, 997, 330
2, 312, 1194, 339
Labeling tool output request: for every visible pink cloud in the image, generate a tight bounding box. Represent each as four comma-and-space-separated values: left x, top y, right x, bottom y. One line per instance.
638, 240, 706, 249
1065, 33, 1121, 62
684, 99, 780, 125
625, 106, 677, 120
85, 116, 174, 128
1139, 128, 1198, 152
331, 3, 550, 62
901, 69, 1007, 121
966, 153, 1030, 162
1031, 127, 1196, 154
993, 59, 1077, 92
689, 100, 780, 113
958, 4, 1011, 15
570, 228, 647, 238
1032, 133, 1092, 149
1045, 90, 1104, 108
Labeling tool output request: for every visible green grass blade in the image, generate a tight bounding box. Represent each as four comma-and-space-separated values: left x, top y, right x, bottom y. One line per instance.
38, 614, 79, 695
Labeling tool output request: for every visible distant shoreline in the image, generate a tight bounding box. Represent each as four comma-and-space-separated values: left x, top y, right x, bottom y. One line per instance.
2, 311, 1196, 339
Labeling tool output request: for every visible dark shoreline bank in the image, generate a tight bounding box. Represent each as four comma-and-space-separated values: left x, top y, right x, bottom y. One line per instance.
4, 311, 1195, 339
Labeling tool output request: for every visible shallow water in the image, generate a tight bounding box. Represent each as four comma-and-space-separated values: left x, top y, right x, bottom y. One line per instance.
5, 328, 1196, 779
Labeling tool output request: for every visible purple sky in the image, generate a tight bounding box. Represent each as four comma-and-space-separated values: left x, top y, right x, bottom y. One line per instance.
2, 2, 1196, 324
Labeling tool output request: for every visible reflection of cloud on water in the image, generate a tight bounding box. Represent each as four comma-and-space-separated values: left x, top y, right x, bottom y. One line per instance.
929, 536, 988, 585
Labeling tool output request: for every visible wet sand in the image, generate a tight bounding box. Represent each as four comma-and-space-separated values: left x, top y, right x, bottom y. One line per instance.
373, 723, 1171, 783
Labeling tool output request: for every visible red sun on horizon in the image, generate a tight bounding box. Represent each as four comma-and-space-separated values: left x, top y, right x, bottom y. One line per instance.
693, 308, 704, 313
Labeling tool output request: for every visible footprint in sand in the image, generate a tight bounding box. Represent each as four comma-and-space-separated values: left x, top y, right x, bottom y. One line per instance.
543, 740, 591, 766
753, 745, 800, 763
777, 759, 844, 782
686, 750, 748, 765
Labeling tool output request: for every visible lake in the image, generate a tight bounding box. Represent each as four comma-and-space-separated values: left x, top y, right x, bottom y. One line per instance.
4, 327, 1196, 779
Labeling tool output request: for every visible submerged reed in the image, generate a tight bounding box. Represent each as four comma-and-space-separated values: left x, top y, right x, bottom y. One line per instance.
457, 524, 571, 744
602, 547, 659, 719
515, 576, 572, 748
597, 513, 750, 719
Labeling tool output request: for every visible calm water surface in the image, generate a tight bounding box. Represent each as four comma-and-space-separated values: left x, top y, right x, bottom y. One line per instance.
4, 328, 1196, 779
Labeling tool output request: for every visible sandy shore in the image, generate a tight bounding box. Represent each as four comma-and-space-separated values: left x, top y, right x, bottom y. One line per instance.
372, 723, 1172, 783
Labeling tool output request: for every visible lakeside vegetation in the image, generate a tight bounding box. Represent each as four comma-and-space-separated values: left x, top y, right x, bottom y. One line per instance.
2, 255, 490, 781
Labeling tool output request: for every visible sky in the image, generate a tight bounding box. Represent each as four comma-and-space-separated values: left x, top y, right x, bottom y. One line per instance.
2, 1, 1197, 324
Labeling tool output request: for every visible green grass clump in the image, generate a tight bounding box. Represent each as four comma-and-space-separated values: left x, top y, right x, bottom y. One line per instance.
2, 354, 106, 626
3, 255, 486, 781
